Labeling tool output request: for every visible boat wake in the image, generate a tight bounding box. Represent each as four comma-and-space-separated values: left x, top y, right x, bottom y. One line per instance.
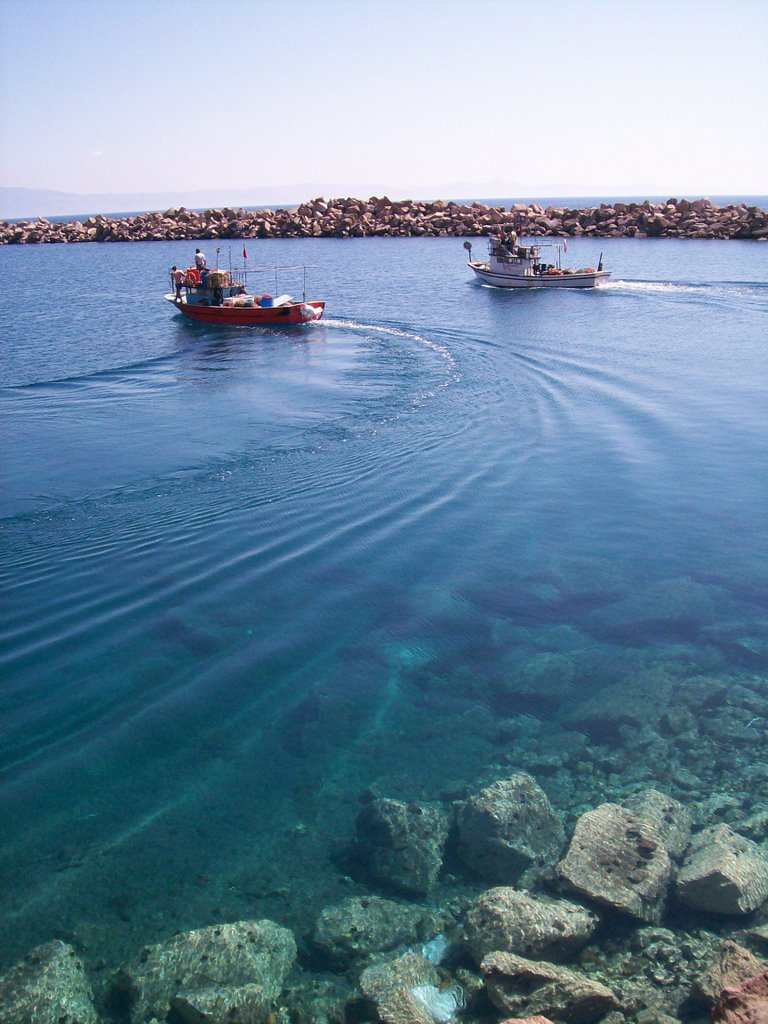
606, 279, 768, 298
322, 318, 460, 381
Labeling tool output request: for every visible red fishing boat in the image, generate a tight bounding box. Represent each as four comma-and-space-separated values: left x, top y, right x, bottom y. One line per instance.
165, 261, 325, 325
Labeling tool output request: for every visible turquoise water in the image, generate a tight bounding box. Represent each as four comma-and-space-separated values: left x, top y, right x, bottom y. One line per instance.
1, 237, 767, 980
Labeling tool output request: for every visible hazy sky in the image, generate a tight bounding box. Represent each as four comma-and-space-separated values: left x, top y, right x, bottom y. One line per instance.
1, 0, 766, 198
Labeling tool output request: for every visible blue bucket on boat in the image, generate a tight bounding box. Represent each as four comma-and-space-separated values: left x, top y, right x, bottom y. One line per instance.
260, 294, 273, 308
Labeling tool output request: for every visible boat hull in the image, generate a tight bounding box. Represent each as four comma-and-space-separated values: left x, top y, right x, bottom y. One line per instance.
469, 264, 611, 289
165, 295, 325, 325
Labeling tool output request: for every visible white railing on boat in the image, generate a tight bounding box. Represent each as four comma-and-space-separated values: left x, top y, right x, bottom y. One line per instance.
215, 264, 319, 301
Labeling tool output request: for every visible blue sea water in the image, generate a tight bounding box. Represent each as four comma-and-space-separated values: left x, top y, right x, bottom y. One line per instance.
0, 236, 767, 981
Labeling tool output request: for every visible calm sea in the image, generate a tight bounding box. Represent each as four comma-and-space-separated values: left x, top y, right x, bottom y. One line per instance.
0, 235, 767, 978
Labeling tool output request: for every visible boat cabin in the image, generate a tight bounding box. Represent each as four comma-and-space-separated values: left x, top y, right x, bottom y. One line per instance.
487, 237, 559, 278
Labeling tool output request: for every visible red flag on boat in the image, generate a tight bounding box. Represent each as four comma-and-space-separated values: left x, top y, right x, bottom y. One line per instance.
243, 246, 248, 259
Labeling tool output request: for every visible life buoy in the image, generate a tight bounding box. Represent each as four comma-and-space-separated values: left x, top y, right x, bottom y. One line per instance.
185, 269, 200, 287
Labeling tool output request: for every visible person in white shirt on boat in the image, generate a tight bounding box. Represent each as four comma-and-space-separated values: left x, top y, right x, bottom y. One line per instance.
194, 248, 206, 271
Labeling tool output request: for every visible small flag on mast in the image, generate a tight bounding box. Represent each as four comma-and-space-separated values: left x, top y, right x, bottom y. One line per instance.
243, 245, 248, 259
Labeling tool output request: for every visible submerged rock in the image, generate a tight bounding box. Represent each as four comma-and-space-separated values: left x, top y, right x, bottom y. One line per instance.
623, 788, 693, 861
463, 887, 599, 964
676, 824, 768, 914
480, 951, 619, 1023
360, 950, 440, 1004
556, 802, 672, 922
691, 940, 767, 1006
0, 940, 98, 1024
456, 773, 565, 886
496, 1018, 557, 1024
574, 925, 721, 1020
562, 670, 675, 744
494, 651, 577, 714
712, 969, 768, 1024
585, 577, 738, 645
170, 982, 271, 1023
354, 798, 449, 895
112, 919, 296, 1023
359, 949, 462, 1024
311, 896, 426, 966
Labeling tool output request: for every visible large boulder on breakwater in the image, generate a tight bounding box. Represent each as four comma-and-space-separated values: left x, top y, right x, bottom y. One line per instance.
456, 773, 565, 886
556, 802, 672, 923
111, 919, 296, 1024
480, 952, 619, 1024
0, 940, 98, 1024
463, 887, 599, 964
675, 824, 768, 914
354, 797, 449, 895
3, 196, 767, 245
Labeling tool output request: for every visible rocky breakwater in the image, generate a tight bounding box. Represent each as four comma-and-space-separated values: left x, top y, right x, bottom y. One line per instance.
2, 196, 768, 245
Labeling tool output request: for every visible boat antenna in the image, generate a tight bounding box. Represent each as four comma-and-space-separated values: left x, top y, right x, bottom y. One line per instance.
598, 251, 604, 271
303, 265, 307, 302
228, 246, 232, 275
215, 246, 221, 269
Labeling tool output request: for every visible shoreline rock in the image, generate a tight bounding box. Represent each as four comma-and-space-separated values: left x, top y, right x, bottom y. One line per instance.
1, 196, 766, 245
110, 919, 296, 1024
463, 887, 599, 964
480, 951, 620, 1023
353, 797, 449, 896
455, 772, 565, 887
0, 940, 98, 1024
675, 824, 768, 915
556, 802, 673, 923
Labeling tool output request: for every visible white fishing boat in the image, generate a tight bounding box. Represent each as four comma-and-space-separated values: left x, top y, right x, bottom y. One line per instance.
464, 234, 610, 289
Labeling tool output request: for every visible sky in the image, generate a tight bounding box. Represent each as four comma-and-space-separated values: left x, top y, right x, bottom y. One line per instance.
1, 0, 767, 200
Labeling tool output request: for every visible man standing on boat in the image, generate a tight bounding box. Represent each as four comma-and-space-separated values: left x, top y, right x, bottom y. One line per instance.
501, 229, 517, 253
171, 265, 184, 300
194, 248, 206, 272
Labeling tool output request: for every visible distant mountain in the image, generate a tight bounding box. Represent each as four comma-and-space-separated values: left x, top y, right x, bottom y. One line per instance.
0, 181, 530, 219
